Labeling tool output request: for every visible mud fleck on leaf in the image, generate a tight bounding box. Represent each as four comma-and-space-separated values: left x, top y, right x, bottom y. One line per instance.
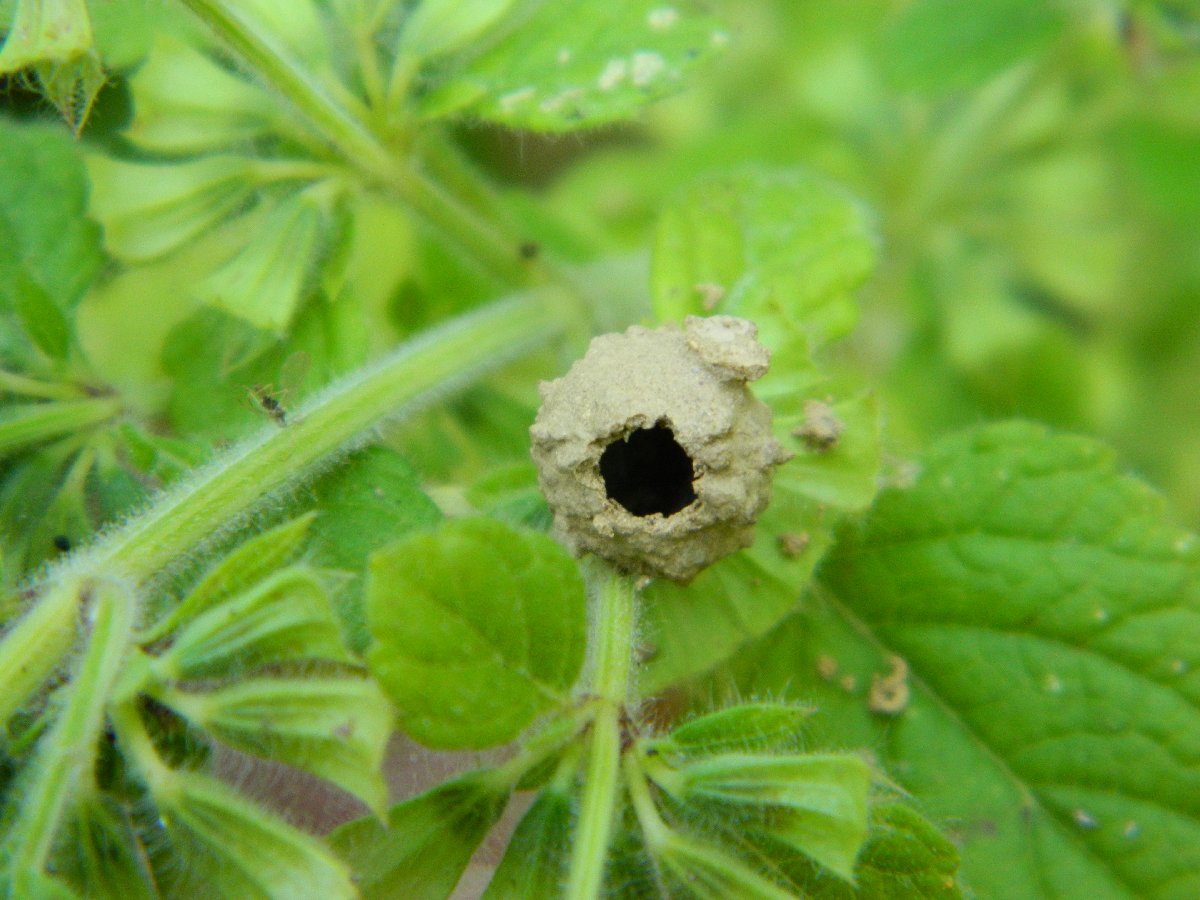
868, 655, 911, 716
793, 399, 844, 452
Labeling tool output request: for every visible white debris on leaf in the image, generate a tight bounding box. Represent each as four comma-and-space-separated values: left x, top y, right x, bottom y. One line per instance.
630, 51, 667, 87
648, 7, 680, 31
539, 87, 585, 114
499, 87, 535, 112
598, 58, 628, 91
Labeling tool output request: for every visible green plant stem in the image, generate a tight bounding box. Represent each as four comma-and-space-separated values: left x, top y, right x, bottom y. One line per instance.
0, 396, 122, 456
81, 292, 566, 584
177, 0, 396, 185
623, 750, 669, 847
177, 0, 532, 286
565, 565, 639, 900
0, 371, 86, 401
0, 577, 85, 725
3, 578, 134, 875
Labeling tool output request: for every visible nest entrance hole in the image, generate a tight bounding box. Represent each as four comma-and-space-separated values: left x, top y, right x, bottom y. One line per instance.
599, 422, 697, 517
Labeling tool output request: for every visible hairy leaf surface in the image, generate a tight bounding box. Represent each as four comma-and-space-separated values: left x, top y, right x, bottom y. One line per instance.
329, 770, 509, 900
716, 422, 1200, 897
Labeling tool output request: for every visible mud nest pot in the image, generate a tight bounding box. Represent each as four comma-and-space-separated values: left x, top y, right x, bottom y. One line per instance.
530, 316, 791, 582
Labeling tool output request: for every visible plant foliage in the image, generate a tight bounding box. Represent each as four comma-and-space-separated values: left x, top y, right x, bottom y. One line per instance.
1, 0, 1197, 897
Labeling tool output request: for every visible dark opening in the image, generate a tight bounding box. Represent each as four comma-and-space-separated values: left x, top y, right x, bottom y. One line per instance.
599, 422, 697, 517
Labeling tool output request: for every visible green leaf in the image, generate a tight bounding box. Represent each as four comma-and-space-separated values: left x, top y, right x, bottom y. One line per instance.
32, 51, 106, 133
418, 0, 726, 131
163, 676, 390, 816
481, 782, 572, 899
0, 0, 93, 73
365, 517, 586, 749
159, 305, 284, 441
85, 154, 258, 262
195, 190, 329, 334
11, 269, 71, 361
140, 513, 316, 643
161, 295, 367, 443
88, 0, 159, 70
156, 567, 351, 679
0, 117, 102, 357
637, 471, 836, 693
725, 422, 1200, 897
1116, 117, 1200, 225
307, 446, 442, 654
640, 169, 882, 692
651, 169, 877, 353
649, 752, 871, 881
114, 423, 209, 488
0, 399, 118, 459
849, 804, 963, 899
328, 770, 509, 900
464, 462, 551, 530
126, 34, 276, 154
52, 795, 157, 899
880, 0, 1069, 95
710, 800, 964, 899
399, 0, 516, 60
653, 832, 795, 900
0, 440, 74, 573
397, 384, 541, 484
2, 870, 78, 899
152, 769, 355, 898
760, 362, 883, 512
654, 702, 814, 759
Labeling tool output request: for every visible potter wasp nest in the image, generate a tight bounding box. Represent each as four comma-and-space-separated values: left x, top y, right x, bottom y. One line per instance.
530, 316, 790, 582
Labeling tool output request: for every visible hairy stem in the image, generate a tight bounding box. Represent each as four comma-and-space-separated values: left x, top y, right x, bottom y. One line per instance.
566, 564, 639, 900
177, 0, 397, 185
624, 751, 669, 847
3, 578, 134, 875
79, 291, 566, 584
0, 577, 85, 725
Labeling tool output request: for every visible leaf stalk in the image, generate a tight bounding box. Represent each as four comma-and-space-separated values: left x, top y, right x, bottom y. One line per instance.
565, 564, 639, 900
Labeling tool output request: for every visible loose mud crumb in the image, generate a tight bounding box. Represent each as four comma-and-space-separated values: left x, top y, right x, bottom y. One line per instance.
868, 655, 910, 715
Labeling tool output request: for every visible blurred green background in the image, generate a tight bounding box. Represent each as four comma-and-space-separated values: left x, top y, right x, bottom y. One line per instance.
464, 0, 1200, 525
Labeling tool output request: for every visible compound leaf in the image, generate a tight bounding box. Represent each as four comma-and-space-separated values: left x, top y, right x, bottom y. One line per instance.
163, 676, 391, 816
151, 769, 355, 898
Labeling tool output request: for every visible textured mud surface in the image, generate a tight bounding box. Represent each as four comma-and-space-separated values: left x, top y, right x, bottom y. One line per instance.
530, 316, 790, 582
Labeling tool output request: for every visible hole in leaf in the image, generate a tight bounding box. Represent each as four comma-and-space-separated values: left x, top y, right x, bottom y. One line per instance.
599, 421, 697, 517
